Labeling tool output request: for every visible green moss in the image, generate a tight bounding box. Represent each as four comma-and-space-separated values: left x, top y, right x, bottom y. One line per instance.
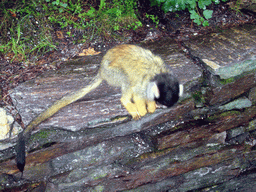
92, 173, 108, 180
89, 158, 98, 164
192, 91, 203, 102
246, 119, 256, 132
206, 111, 241, 122
31, 129, 56, 142
219, 111, 241, 117
92, 185, 104, 192
192, 91, 206, 106
193, 91, 202, 102
219, 77, 235, 85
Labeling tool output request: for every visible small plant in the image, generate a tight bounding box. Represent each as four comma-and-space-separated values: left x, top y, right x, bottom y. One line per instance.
29, 37, 57, 56
149, 0, 228, 26
145, 13, 159, 28
128, 21, 143, 30
0, 0, 142, 62
229, 0, 243, 15
190, 9, 213, 27
0, 0, 57, 61
46, 0, 68, 13
10, 22, 26, 61
81, 0, 142, 35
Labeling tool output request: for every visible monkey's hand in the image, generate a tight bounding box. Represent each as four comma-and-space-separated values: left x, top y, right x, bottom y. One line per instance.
133, 95, 148, 118
121, 94, 148, 120
146, 100, 156, 114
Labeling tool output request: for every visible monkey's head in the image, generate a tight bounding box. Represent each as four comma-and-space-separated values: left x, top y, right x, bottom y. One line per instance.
147, 73, 183, 107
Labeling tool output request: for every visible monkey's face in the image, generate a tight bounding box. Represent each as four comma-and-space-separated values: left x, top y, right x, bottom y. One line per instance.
153, 73, 180, 107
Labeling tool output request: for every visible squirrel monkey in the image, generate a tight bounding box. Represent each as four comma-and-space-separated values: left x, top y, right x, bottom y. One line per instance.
15, 44, 183, 175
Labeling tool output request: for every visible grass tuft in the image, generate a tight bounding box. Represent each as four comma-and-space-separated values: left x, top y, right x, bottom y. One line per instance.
0, 0, 142, 62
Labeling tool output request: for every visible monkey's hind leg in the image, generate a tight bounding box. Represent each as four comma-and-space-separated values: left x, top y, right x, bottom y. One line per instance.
121, 93, 141, 120
146, 100, 156, 113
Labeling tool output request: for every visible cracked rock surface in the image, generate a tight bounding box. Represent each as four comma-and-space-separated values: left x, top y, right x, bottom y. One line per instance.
1, 24, 256, 191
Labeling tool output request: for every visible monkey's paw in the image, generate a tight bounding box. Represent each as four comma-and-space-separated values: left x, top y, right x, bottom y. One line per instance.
130, 108, 147, 120
147, 101, 156, 113
130, 111, 141, 120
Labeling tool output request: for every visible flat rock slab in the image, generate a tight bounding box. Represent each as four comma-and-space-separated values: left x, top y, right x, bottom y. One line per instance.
184, 24, 256, 79
144, 39, 202, 83
10, 39, 201, 131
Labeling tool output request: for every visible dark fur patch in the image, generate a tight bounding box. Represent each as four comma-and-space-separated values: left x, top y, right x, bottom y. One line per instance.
153, 73, 180, 107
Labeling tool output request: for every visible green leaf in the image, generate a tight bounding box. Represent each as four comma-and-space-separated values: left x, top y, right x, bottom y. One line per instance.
203, 20, 209, 26
150, 0, 164, 6
60, 3, 68, 8
198, 0, 212, 9
59, 8, 63, 13
86, 7, 95, 17
194, 19, 202, 25
190, 10, 204, 25
99, 0, 105, 11
177, 0, 187, 10
203, 9, 213, 19
187, 0, 197, 9
162, 0, 176, 12
189, 10, 199, 20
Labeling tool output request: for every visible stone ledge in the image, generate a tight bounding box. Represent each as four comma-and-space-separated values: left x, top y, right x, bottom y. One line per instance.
0, 24, 256, 192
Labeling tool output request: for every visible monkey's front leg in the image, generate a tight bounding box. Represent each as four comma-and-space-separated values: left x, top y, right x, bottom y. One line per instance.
121, 93, 141, 120
146, 100, 156, 113
133, 94, 148, 118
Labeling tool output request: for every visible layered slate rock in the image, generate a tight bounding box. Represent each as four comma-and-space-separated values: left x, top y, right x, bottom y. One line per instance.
0, 24, 256, 192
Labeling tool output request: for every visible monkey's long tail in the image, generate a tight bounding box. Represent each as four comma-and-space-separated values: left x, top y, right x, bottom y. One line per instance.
16, 75, 102, 174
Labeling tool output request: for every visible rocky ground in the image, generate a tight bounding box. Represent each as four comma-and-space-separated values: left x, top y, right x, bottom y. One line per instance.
1, 1, 255, 109
0, 1, 256, 192
0, 23, 256, 191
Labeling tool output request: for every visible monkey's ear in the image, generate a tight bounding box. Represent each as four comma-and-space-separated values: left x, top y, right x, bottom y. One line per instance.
147, 82, 160, 100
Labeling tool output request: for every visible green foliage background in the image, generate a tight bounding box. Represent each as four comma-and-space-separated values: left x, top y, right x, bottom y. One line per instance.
149, 0, 228, 26
0, 0, 141, 62
0, 0, 230, 62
